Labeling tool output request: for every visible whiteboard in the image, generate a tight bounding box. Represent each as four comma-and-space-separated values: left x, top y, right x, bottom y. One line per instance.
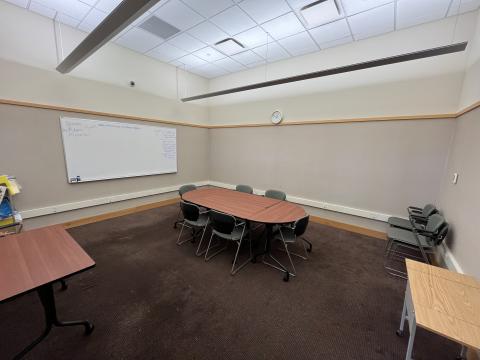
60, 117, 177, 183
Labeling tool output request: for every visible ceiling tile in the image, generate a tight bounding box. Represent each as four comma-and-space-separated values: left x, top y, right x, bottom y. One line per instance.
189, 63, 229, 78
177, 54, 208, 68
261, 12, 305, 40
348, 2, 394, 40
397, 0, 451, 30
4, 0, 28, 7
231, 49, 264, 64
278, 31, 318, 56
211, 6, 256, 35
168, 33, 206, 52
340, 0, 392, 16
181, 0, 234, 18
319, 34, 353, 49
188, 21, 229, 45
79, 0, 97, 5
34, 0, 91, 20
246, 59, 267, 68
170, 59, 185, 67
234, 26, 269, 48
214, 57, 246, 72
309, 18, 350, 44
154, 0, 204, 31
147, 42, 187, 62
193, 46, 226, 61
78, 8, 108, 32
448, 0, 480, 15
239, 0, 290, 24
253, 42, 290, 62
115, 27, 164, 53
95, 0, 122, 13
56, 12, 81, 27
30, 1, 56, 18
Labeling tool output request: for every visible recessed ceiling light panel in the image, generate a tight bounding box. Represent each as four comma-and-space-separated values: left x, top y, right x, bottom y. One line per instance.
215, 38, 245, 56
300, 0, 340, 27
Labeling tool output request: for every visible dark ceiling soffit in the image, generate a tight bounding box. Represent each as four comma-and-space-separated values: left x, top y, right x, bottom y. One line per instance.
181, 41, 468, 102
56, 0, 162, 74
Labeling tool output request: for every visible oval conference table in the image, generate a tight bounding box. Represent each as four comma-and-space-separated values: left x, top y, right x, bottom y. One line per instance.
182, 187, 306, 281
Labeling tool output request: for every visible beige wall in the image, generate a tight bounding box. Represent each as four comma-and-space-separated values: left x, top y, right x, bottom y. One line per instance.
0, 103, 209, 228
438, 107, 480, 278
208, 74, 463, 125
209, 119, 455, 231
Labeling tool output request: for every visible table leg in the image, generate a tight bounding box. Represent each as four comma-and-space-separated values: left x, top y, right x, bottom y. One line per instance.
397, 281, 416, 360
456, 345, 468, 360
13, 282, 94, 360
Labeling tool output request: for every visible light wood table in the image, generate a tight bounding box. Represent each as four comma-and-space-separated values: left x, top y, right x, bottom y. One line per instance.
398, 259, 480, 360
183, 188, 307, 281
0, 225, 96, 359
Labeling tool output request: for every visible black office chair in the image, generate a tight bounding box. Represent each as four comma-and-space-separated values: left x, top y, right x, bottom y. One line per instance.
385, 214, 448, 279
265, 189, 286, 201
176, 201, 209, 256
173, 184, 197, 229
388, 204, 437, 231
236, 184, 253, 194
272, 215, 312, 276
204, 210, 251, 275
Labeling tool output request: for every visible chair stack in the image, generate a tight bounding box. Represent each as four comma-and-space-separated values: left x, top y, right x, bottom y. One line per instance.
385, 204, 449, 279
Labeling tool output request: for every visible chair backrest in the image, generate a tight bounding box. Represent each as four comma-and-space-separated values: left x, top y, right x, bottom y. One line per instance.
294, 215, 309, 236
425, 214, 445, 234
265, 189, 286, 201
422, 204, 437, 217
179, 184, 197, 197
210, 210, 236, 235
433, 222, 449, 245
180, 201, 199, 222
236, 184, 253, 194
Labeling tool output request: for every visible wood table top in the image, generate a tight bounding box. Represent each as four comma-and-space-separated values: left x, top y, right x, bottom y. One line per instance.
406, 259, 480, 350
0, 225, 95, 302
182, 188, 306, 224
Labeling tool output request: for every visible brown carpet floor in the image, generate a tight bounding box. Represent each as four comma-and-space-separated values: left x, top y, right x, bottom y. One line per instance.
1, 204, 460, 359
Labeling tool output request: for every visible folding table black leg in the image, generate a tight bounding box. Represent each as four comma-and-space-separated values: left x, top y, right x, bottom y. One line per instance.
13, 283, 94, 360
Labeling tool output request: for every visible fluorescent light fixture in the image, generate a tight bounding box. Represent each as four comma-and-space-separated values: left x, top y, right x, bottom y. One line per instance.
181, 42, 468, 102
300, 0, 340, 27
215, 38, 245, 56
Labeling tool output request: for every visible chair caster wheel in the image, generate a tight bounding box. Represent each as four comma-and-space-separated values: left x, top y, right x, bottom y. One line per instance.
283, 272, 289, 282
396, 330, 404, 337
84, 323, 94, 335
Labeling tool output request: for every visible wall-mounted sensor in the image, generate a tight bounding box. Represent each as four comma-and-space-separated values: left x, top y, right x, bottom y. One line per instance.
452, 173, 459, 184
129, 81, 136, 87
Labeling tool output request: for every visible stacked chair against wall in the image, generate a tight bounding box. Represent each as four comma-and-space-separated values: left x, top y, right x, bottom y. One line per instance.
265, 189, 286, 201
236, 184, 253, 194
385, 204, 449, 279
173, 184, 197, 229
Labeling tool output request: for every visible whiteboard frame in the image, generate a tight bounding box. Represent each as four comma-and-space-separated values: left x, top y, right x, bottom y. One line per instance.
60, 117, 178, 184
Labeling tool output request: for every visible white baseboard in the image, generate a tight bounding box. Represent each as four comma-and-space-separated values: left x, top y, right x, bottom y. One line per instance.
20, 181, 209, 219
441, 243, 464, 273
209, 181, 391, 222
20, 180, 392, 223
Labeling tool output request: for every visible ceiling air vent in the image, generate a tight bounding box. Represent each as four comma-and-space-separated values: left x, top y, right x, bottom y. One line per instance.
300, 0, 340, 27
215, 38, 245, 56
139, 16, 180, 39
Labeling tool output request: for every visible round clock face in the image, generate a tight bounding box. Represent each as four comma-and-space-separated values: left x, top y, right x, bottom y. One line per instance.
271, 110, 283, 124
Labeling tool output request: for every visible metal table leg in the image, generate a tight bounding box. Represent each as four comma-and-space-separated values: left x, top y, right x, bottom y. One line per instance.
13, 282, 94, 360
456, 345, 468, 360
397, 281, 416, 360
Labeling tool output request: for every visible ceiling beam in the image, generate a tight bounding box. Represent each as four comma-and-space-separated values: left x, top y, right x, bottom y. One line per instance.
181, 41, 468, 102
56, 0, 162, 74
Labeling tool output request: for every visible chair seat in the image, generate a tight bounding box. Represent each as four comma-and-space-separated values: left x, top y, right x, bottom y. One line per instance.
213, 226, 248, 241
184, 213, 209, 228
273, 227, 296, 243
388, 217, 413, 230
387, 227, 434, 249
